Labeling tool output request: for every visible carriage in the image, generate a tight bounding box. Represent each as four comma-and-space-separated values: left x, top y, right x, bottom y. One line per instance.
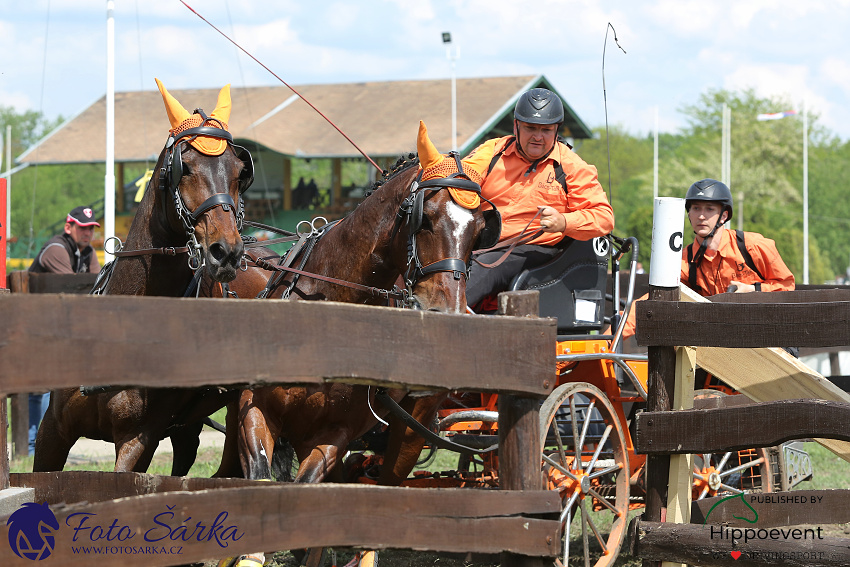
342, 233, 813, 567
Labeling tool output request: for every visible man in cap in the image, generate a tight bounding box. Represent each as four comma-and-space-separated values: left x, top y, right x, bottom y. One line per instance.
461, 87, 614, 307
29, 205, 101, 275
26, 205, 101, 453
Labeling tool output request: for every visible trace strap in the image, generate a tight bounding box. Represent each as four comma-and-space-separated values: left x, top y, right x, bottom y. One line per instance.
251, 256, 409, 302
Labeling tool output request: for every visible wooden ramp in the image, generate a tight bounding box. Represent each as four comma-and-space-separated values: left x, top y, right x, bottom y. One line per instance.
680, 284, 850, 462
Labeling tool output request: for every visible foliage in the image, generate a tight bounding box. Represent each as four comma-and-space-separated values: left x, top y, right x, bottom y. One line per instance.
5, 90, 850, 283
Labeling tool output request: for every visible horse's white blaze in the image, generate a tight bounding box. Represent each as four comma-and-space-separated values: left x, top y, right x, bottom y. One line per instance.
446, 201, 475, 243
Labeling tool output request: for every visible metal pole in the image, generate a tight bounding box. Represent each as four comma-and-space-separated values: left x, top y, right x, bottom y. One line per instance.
653, 107, 658, 201
5, 125, 10, 241
803, 98, 809, 284
105, 0, 116, 262
445, 42, 459, 152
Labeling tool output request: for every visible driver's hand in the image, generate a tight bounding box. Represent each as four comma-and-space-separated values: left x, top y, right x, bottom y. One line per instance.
538, 206, 566, 233
729, 280, 756, 293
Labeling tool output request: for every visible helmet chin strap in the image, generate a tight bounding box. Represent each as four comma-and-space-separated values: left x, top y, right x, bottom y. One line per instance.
689, 215, 726, 271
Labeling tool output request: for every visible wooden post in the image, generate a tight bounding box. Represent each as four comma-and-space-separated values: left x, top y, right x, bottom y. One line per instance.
116, 162, 126, 213
282, 157, 292, 211
10, 394, 28, 458
642, 286, 679, 567
497, 290, 547, 567
661, 345, 695, 567
1, 395, 9, 489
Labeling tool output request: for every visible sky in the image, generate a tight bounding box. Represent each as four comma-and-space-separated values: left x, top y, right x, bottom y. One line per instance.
2, 0, 850, 155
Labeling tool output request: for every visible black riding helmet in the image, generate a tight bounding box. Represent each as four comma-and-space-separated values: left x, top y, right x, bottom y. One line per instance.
514, 88, 565, 125
685, 178, 733, 223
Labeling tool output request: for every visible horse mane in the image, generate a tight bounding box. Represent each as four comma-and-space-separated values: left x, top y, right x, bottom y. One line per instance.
363, 153, 420, 198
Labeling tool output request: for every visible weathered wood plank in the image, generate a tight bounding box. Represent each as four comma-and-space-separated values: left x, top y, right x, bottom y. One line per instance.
635, 399, 850, 454
641, 285, 850, 463
629, 517, 850, 567
0, 484, 561, 566
11, 471, 277, 505
707, 288, 850, 304
24, 272, 99, 294
690, 490, 850, 527
0, 294, 555, 396
635, 300, 850, 347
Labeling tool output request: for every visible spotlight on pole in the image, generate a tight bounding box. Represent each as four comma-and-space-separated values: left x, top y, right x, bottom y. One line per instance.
441, 32, 459, 151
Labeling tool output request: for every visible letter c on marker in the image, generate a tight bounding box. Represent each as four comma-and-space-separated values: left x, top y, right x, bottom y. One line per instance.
669, 232, 683, 252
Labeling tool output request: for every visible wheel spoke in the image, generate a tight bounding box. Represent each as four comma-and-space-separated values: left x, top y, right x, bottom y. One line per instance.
570, 396, 582, 469
583, 498, 609, 554
552, 421, 569, 469
576, 399, 596, 461
718, 483, 744, 494
580, 499, 591, 567
715, 452, 732, 472
697, 485, 710, 500
560, 490, 581, 523
719, 457, 765, 479
587, 487, 622, 515
543, 453, 579, 482
585, 425, 613, 473
586, 462, 623, 480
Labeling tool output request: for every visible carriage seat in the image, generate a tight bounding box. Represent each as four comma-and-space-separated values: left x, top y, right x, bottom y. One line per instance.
508, 237, 609, 335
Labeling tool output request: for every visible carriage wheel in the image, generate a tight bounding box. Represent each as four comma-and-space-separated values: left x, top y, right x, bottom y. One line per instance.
540, 383, 630, 567
691, 390, 774, 500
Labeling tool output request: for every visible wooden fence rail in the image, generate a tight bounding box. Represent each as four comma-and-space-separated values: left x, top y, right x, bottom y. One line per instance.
0, 289, 559, 566
632, 285, 850, 567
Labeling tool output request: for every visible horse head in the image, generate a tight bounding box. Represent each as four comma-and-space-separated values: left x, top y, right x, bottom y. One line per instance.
152, 79, 251, 283
405, 121, 500, 313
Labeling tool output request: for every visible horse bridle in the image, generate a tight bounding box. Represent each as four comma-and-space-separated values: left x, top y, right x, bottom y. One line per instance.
400, 155, 500, 294
158, 109, 254, 269
91, 111, 255, 296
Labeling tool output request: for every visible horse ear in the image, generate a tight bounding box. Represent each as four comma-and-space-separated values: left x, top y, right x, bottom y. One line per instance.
155, 78, 192, 130
417, 120, 444, 171
210, 84, 232, 126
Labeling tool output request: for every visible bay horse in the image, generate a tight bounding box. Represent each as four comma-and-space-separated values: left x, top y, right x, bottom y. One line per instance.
33, 79, 254, 475
210, 122, 500, 567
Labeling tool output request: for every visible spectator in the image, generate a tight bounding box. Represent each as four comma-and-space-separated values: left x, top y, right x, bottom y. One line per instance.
26, 205, 101, 454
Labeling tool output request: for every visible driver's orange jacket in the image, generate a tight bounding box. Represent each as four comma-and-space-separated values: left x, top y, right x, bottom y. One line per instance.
463, 136, 614, 246
621, 228, 795, 338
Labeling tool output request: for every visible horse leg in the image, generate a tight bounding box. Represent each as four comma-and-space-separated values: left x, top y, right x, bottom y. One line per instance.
213, 399, 244, 478
237, 389, 276, 481
293, 430, 352, 484
377, 393, 447, 486
169, 421, 203, 476
114, 433, 158, 473
32, 399, 74, 472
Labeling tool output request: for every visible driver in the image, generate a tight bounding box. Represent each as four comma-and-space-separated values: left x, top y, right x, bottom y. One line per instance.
461, 87, 614, 308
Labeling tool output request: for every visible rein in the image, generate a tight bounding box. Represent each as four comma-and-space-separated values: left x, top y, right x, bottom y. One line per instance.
251, 255, 410, 302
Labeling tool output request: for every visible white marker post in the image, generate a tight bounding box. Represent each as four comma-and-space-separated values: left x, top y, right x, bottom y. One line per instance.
649, 197, 685, 288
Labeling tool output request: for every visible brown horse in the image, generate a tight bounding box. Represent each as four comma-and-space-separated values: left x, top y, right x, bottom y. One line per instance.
33, 80, 253, 475
210, 123, 499, 567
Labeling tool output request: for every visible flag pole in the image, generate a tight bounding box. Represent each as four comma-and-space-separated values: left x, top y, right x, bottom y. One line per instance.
803, 97, 808, 284
104, 0, 116, 262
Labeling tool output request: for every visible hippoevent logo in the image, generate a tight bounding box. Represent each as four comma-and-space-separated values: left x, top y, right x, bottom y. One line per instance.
6, 502, 245, 561
704, 493, 836, 562
7, 502, 59, 560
